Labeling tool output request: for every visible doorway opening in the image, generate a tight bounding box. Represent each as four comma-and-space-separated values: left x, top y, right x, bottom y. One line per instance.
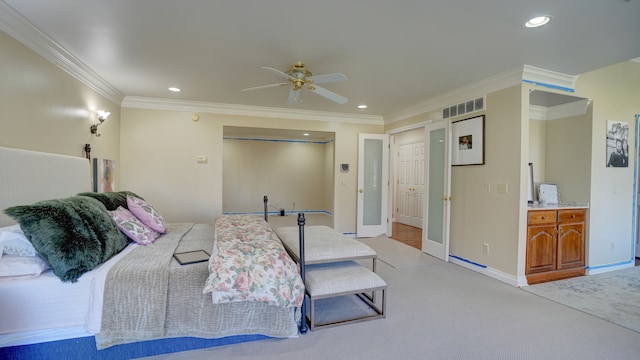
389, 127, 425, 250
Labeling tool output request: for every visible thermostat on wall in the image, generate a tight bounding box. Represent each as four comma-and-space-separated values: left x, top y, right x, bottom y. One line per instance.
341, 164, 349, 172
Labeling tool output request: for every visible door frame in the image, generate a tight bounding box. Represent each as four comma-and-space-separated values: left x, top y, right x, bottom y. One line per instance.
387, 121, 432, 241
634, 114, 639, 258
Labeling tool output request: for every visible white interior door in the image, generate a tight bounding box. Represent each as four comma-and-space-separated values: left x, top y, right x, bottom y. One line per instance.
357, 134, 389, 237
411, 142, 425, 228
396, 141, 425, 228
422, 121, 451, 261
396, 143, 412, 225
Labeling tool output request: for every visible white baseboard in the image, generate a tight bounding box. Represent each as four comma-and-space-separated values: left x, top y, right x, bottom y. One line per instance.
587, 261, 634, 275
449, 256, 520, 287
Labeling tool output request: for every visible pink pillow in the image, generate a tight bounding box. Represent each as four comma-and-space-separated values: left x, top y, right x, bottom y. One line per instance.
111, 206, 159, 245
126, 195, 167, 233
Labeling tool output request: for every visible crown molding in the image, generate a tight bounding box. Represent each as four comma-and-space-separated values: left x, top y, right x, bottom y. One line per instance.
386, 65, 579, 125
529, 99, 590, 121
522, 65, 577, 92
0, 1, 124, 104
122, 96, 384, 125
385, 66, 524, 124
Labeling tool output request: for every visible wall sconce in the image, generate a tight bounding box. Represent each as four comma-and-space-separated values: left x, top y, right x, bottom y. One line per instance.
90, 110, 111, 137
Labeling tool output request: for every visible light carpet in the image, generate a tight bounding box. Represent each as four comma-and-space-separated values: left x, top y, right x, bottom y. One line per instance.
358, 235, 442, 268
522, 265, 640, 333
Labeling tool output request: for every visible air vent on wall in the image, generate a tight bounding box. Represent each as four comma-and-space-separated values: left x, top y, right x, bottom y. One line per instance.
442, 96, 485, 119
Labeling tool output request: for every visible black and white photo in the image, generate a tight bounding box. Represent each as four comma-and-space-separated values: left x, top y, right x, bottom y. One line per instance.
606, 120, 629, 168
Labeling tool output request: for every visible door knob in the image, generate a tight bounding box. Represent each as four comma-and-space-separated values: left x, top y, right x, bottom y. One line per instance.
359, 189, 364, 193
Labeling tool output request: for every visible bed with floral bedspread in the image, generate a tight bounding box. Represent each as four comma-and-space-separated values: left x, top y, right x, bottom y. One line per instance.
204, 215, 305, 308
96, 216, 304, 349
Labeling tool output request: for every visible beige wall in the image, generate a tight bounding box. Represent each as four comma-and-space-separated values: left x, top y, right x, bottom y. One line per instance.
0, 31, 120, 167
529, 119, 546, 187
447, 86, 523, 276
222, 137, 331, 215
575, 60, 640, 269
119, 107, 382, 233
324, 140, 335, 215
544, 109, 592, 203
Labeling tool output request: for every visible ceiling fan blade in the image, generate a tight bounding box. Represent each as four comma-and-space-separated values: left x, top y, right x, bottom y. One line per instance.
261, 67, 295, 80
310, 85, 348, 104
309, 73, 348, 84
287, 89, 301, 105
241, 82, 289, 91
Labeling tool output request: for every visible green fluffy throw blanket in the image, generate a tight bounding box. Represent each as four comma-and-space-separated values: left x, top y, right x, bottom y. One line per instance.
77, 190, 143, 211
4, 195, 128, 282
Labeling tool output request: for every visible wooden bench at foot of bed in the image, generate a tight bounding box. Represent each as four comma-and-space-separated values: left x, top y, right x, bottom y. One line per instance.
305, 261, 386, 330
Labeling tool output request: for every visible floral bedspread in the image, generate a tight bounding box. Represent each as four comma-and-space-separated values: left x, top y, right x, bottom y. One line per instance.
203, 215, 304, 308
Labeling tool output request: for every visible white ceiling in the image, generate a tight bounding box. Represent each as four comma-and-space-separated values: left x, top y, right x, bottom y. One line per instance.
2, 0, 640, 120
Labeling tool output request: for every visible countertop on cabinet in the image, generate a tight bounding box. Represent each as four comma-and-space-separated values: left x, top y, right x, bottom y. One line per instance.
528, 203, 589, 210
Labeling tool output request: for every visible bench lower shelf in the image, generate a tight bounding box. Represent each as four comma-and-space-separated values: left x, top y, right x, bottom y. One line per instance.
304, 261, 387, 330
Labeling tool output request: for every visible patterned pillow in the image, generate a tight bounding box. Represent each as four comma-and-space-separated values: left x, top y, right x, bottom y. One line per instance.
126, 195, 166, 233
112, 206, 159, 245
0, 224, 37, 257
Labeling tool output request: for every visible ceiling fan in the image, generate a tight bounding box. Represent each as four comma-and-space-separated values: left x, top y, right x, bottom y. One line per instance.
241, 62, 348, 105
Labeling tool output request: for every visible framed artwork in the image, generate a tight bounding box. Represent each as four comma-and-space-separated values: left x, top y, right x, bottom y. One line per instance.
93, 158, 116, 192
451, 115, 484, 166
606, 120, 629, 167
538, 183, 559, 205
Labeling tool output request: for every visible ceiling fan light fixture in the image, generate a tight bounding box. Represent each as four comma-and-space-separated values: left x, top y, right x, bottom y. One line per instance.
525, 15, 551, 28
242, 62, 348, 105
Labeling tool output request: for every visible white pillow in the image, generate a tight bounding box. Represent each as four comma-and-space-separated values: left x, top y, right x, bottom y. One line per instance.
0, 224, 38, 257
0, 254, 49, 278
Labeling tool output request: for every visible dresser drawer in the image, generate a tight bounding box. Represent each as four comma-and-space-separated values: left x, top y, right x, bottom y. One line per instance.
528, 210, 557, 225
558, 209, 585, 223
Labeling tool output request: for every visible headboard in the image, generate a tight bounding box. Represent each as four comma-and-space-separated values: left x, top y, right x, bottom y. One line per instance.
0, 146, 91, 227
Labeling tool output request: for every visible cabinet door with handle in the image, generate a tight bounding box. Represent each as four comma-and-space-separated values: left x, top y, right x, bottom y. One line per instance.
526, 225, 557, 274
558, 223, 585, 269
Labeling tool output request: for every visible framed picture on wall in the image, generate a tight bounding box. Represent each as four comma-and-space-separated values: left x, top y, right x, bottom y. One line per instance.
93, 158, 116, 192
606, 120, 629, 167
451, 115, 485, 166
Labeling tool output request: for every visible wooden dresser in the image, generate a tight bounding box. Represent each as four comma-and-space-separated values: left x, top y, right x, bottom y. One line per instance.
526, 208, 586, 284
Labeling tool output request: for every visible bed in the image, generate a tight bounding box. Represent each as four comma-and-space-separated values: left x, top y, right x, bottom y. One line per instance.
0, 146, 303, 358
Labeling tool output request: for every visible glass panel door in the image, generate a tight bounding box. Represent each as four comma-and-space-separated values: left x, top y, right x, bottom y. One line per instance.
357, 134, 389, 237
422, 121, 451, 260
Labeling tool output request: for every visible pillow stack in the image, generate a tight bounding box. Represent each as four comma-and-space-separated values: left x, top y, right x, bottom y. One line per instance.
110, 195, 167, 245
4, 195, 129, 282
3, 191, 166, 283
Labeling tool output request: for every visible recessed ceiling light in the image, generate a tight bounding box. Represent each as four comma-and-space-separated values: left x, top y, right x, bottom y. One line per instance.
358, 104, 368, 109
303, 133, 310, 136
525, 15, 551, 28
168, 87, 181, 92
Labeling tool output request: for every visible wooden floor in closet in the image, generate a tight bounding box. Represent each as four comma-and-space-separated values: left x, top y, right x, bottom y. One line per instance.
391, 222, 422, 250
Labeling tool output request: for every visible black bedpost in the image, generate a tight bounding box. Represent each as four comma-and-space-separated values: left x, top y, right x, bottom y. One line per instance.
263, 196, 268, 222
297, 212, 308, 334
